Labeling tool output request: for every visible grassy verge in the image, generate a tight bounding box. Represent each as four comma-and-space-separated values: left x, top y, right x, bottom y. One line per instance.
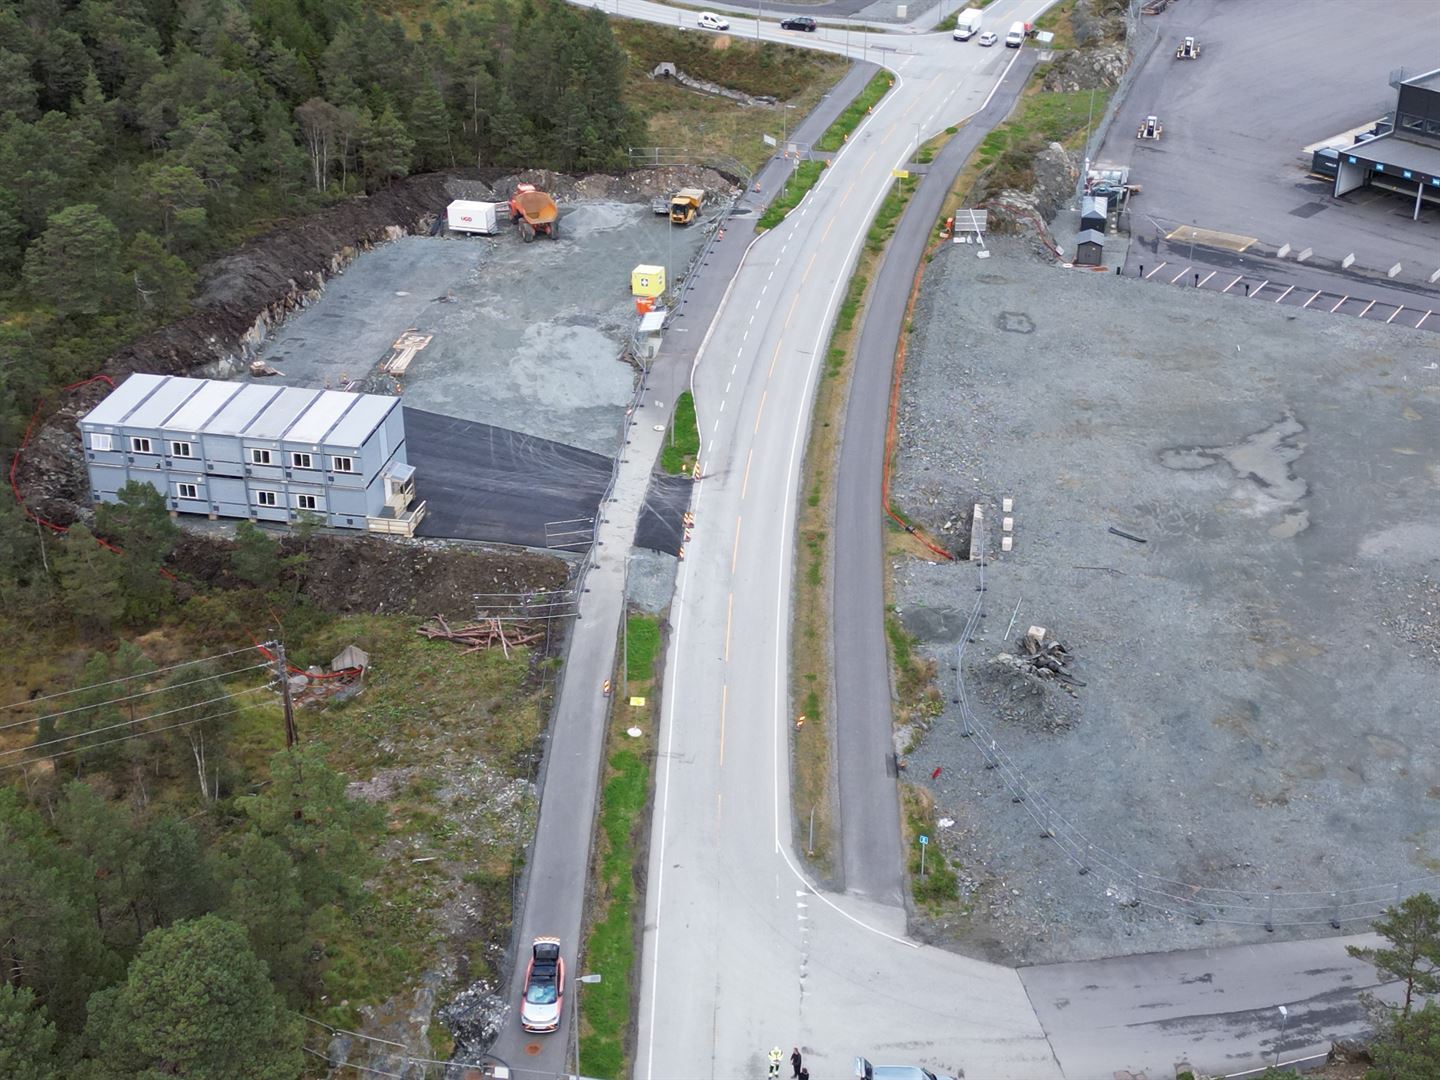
816, 70, 893, 153
756, 160, 825, 230
1033, 0, 1080, 50
578, 615, 660, 1078
901, 785, 960, 911
758, 71, 894, 232
789, 173, 923, 877
660, 391, 701, 475
941, 83, 1111, 226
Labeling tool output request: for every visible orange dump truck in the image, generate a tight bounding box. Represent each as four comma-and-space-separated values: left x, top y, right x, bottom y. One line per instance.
508, 184, 559, 242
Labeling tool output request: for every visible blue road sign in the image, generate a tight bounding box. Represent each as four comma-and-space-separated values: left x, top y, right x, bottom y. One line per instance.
919, 834, 929, 845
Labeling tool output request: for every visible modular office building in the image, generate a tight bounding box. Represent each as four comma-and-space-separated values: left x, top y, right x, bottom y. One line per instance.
78, 374, 423, 534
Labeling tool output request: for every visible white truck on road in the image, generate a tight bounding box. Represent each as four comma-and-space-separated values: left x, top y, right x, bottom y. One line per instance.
953, 7, 984, 40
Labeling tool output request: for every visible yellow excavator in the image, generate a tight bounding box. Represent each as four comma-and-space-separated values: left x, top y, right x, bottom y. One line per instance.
669, 188, 705, 225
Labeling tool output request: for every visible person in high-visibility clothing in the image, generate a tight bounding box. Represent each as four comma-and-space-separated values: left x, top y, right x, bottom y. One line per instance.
767, 1047, 783, 1078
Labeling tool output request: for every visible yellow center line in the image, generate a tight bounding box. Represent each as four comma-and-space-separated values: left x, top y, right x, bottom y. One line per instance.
864, 150, 876, 168
784, 292, 801, 329
719, 684, 727, 767
768, 339, 784, 378
839, 183, 855, 208
717, 791, 723, 821
731, 517, 743, 574
821, 218, 835, 243
753, 390, 768, 434
801, 252, 817, 282
741, 447, 754, 499
724, 591, 733, 661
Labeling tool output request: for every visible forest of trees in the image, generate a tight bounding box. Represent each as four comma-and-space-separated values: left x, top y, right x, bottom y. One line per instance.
0, 0, 644, 449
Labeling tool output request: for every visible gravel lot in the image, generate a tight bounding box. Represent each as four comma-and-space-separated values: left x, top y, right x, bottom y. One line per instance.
253, 204, 708, 456
890, 236, 1440, 964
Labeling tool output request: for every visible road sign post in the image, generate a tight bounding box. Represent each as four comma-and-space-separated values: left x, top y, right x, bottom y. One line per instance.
919, 833, 929, 877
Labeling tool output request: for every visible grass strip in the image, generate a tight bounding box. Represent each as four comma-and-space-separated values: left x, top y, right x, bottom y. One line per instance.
578, 616, 659, 1078
816, 71, 894, 153
789, 175, 923, 877
756, 160, 825, 231
660, 391, 701, 475
901, 784, 959, 910
758, 71, 893, 232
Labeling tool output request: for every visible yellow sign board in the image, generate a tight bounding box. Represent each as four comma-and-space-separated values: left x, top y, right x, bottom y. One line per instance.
891, 169, 910, 179
628, 696, 647, 707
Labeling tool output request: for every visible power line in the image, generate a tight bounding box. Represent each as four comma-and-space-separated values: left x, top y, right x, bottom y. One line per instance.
0, 662, 272, 735
0, 702, 262, 773
0, 644, 265, 713
0, 684, 271, 759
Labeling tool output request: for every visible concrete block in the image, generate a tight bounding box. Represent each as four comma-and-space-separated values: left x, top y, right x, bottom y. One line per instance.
1342, 253, 1356, 268
1277, 243, 1291, 258
1002, 516, 1014, 533
968, 503, 985, 561
1388, 262, 1402, 278
1001, 535, 1013, 552
1297, 247, 1313, 262
1002, 497, 1014, 513
1429, 267, 1440, 284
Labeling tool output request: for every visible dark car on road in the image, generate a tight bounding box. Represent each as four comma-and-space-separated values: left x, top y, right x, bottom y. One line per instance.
520, 937, 565, 1033
781, 16, 817, 31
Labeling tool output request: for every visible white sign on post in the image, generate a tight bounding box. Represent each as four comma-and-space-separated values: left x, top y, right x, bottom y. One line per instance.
762, 133, 777, 148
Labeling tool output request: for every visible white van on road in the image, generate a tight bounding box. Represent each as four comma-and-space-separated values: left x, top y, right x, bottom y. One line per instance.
1005, 20, 1027, 47
697, 11, 730, 30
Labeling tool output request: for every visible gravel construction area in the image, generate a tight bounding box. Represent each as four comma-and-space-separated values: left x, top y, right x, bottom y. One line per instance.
252, 205, 708, 456
889, 236, 1440, 965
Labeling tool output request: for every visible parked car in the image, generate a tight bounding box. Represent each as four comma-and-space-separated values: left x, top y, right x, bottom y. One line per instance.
977, 31, 999, 46
520, 937, 565, 1033
697, 11, 730, 30
781, 16, 817, 31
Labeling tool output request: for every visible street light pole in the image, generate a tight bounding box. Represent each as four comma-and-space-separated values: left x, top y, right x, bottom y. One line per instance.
1273, 1005, 1289, 1069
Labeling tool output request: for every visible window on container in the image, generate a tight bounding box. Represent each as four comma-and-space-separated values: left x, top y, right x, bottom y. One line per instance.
294, 494, 318, 511
291, 451, 313, 469
176, 482, 199, 500
130, 436, 152, 454
331, 455, 355, 473
250, 448, 272, 465
171, 441, 193, 458
256, 490, 278, 507
90, 433, 113, 452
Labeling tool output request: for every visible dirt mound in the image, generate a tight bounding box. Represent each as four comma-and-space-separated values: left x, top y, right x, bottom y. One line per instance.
168, 532, 569, 619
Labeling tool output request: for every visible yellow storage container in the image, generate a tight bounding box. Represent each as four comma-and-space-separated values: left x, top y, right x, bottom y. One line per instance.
631, 264, 666, 298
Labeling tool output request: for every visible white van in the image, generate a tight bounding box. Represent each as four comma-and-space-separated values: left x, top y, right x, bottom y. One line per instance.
953, 7, 984, 40
697, 11, 730, 30
1005, 21, 1026, 47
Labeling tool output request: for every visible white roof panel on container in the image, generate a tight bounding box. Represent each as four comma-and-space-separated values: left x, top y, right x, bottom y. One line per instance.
206, 384, 284, 435
284, 391, 359, 445
243, 387, 322, 440
326, 394, 397, 449
78, 373, 167, 428
162, 379, 245, 434
123, 376, 208, 429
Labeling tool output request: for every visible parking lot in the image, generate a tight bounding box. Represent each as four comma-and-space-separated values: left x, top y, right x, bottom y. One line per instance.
242, 205, 708, 547
891, 237, 1439, 964
1097, 0, 1440, 288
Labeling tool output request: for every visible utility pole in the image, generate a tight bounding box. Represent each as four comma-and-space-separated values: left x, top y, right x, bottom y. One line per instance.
273, 640, 298, 748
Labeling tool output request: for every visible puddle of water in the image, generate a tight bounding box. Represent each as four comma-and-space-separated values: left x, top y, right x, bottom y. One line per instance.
1160, 414, 1310, 533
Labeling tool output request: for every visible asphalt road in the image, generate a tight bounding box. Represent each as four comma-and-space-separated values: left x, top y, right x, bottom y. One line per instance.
488, 3, 1422, 1078
832, 47, 1039, 908
405, 408, 611, 548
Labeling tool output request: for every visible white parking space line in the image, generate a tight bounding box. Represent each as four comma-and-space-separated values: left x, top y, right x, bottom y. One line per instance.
1144, 262, 1168, 280
1222, 276, 1244, 293
1357, 300, 1377, 318
1330, 295, 1350, 313
1418, 310, 1433, 329
1273, 285, 1295, 304
1250, 279, 1269, 297
1302, 291, 1323, 308
1169, 267, 1190, 285
1197, 271, 1216, 287
1387, 306, 1405, 323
